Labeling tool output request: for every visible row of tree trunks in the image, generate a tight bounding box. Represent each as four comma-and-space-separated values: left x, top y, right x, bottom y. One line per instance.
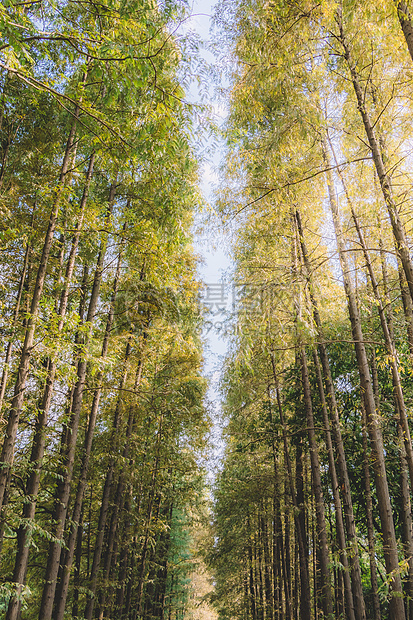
52, 241, 124, 620
39, 179, 117, 620
295, 208, 366, 620
324, 137, 406, 619
0, 107, 81, 514
83, 338, 132, 620
270, 359, 311, 620
6, 151, 96, 620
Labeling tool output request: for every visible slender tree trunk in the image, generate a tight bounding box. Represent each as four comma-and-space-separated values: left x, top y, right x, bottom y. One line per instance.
336, 9, 413, 307
152, 501, 173, 620
97, 480, 127, 619
329, 140, 413, 491
324, 139, 405, 619
72, 503, 83, 619
361, 405, 382, 620
248, 532, 257, 620
271, 491, 281, 620
396, 2, 413, 61
269, 423, 290, 620
256, 524, 264, 620
398, 421, 413, 620
280, 507, 291, 619
397, 261, 413, 359
295, 439, 307, 572
114, 491, 132, 616
313, 349, 356, 620
123, 537, 136, 618
133, 413, 164, 619
261, 508, 274, 620
0, 228, 31, 412
115, 546, 129, 616
293, 512, 299, 620
311, 487, 317, 620
96, 365, 143, 620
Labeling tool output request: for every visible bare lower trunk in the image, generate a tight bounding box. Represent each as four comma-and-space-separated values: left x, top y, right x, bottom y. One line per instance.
312, 350, 355, 620
133, 414, 164, 619
261, 508, 273, 620
96, 372, 141, 620
269, 420, 290, 620
398, 421, 413, 620
361, 406, 382, 620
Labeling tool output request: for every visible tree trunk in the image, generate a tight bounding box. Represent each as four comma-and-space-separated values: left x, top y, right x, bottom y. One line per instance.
269, 421, 290, 620
114, 491, 132, 616
72, 503, 83, 619
95, 364, 143, 620
152, 501, 173, 620
256, 523, 264, 620
398, 421, 413, 620
313, 349, 356, 620
123, 537, 137, 619
397, 260, 413, 359
272, 493, 281, 620
248, 533, 257, 620
96, 479, 127, 619
361, 405, 382, 620
396, 2, 413, 61
329, 140, 413, 492
133, 415, 164, 619
336, 9, 413, 308
261, 508, 274, 620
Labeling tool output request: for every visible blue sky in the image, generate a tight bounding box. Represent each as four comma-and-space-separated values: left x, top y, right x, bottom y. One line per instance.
180, 0, 233, 475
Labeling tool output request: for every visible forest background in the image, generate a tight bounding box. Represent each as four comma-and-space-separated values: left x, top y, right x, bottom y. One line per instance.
5, 2, 413, 620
